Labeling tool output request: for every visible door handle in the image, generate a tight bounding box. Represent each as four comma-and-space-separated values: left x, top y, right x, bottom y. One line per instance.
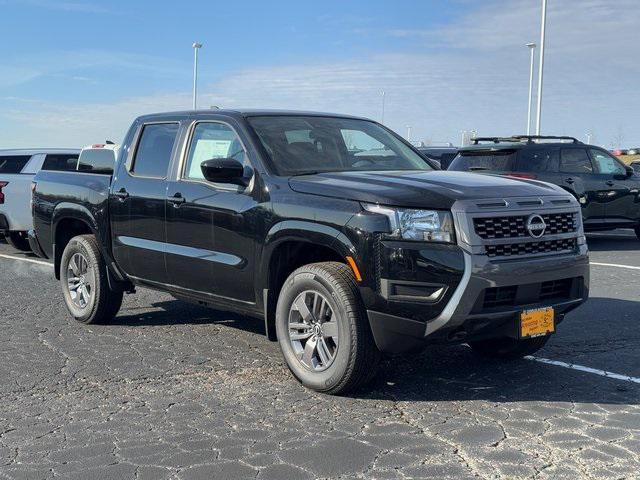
167, 193, 186, 205
606, 180, 615, 186
114, 189, 129, 201
564, 177, 575, 184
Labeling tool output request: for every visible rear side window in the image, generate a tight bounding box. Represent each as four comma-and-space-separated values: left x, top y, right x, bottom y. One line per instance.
560, 149, 593, 173
77, 149, 116, 174
449, 151, 516, 171
42, 154, 80, 172
516, 149, 559, 172
131, 123, 179, 178
0, 155, 31, 173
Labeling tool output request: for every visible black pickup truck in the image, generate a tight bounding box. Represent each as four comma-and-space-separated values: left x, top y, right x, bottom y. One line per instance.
31, 110, 590, 394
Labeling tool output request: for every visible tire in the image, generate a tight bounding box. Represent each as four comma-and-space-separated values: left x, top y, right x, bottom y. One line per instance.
60, 234, 123, 324
635, 225, 640, 241
468, 335, 550, 360
6, 231, 31, 252
275, 262, 380, 395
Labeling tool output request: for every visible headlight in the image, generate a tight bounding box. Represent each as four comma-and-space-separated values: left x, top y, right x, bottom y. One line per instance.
362, 204, 455, 243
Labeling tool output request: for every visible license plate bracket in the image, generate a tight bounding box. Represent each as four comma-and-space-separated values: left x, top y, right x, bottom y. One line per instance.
520, 306, 555, 339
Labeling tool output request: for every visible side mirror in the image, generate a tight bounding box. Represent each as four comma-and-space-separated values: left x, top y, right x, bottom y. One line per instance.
200, 158, 247, 185
626, 165, 635, 178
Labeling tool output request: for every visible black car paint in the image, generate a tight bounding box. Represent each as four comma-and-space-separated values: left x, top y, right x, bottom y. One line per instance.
32, 111, 585, 353
449, 143, 640, 231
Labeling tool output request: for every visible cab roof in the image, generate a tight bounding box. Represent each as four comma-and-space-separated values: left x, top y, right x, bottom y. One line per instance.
135, 109, 372, 123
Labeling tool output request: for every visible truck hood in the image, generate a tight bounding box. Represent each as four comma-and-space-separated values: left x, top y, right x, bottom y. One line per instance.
288, 170, 565, 209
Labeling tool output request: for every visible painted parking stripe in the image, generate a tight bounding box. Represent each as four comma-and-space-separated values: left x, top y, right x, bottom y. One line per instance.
525, 356, 640, 384
0, 253, 52, 267
590, 262, 640, 271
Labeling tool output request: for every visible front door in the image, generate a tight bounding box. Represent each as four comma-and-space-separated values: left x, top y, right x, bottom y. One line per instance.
589, 148, 640, 226
110, 122, 180, 284
165, 120, 259, 303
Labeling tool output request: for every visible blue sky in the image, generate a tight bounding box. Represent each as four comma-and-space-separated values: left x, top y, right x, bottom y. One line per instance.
1, 0, 638, 148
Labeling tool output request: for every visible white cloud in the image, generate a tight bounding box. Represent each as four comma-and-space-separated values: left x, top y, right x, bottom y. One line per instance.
1, 0, 639, 148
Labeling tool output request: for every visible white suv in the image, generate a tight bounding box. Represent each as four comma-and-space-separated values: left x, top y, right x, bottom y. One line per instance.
0, 149, 79, 251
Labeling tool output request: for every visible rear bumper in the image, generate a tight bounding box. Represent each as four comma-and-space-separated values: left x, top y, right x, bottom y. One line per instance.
367, 247, 590, 354
0, 213, 9, 232
27, 229, 48, 259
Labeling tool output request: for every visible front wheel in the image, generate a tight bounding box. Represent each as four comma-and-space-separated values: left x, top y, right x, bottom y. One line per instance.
275, 262, 380, 395
6, 231, 31, 252
60, 235, 123, 324
468, 335, 550, 360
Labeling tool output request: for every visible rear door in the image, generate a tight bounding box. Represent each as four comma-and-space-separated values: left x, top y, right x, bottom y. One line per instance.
109, 121, 180, 285
589, 148, 640, 225
559, 147, 606, 224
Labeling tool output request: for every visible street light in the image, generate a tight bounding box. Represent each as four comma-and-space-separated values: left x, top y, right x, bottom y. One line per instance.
380, 90, 386, 124
406, 125, 412, 141
192, 42, 203, 110
526, 43, 537, 135
535, 0, 547, 135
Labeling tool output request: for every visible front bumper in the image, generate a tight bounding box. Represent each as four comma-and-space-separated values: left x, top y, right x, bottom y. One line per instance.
367, 246, 589, 353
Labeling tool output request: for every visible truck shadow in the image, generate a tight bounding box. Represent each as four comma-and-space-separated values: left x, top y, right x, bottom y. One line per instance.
111, 295, 639, 406
586, 231, 640, 252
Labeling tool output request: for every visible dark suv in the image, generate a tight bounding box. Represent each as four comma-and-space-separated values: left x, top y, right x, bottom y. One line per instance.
449, 136, 640, 238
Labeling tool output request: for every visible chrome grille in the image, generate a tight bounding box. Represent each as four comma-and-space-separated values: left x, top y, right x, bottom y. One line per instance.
485, 238, 577, 258
474, 212, 577, 239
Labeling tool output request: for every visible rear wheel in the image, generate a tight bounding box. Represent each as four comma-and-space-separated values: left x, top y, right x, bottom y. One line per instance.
635, 225, 640, 240
469, 335, 550, 360
275, 262, 380, 395
60, 234, 123, 324
6, 231, 31, 252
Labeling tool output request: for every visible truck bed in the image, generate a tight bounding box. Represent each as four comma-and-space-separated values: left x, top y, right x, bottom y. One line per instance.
32, 170, 112, 260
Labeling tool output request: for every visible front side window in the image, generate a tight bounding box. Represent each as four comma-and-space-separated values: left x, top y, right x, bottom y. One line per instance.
449, 150, 517, 172
248, 116, 431, 175
560, 149, 593, 174
131, 123, 179, 178
183, 122, 247, 180
590, 149, 626, 175
42, 154, 79, 172
0, 155, 31, 173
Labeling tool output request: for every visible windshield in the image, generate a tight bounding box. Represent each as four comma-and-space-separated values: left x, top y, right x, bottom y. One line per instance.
448, 150, 517, 172
247, 116, 433, 175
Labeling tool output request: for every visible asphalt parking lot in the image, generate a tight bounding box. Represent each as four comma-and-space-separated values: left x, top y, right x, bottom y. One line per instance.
0, 233, 639, 480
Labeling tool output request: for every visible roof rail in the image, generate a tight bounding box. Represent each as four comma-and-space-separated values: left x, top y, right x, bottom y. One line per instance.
471, 137, 522, 145
471, 135, 582, 146
511, 135, 582, 144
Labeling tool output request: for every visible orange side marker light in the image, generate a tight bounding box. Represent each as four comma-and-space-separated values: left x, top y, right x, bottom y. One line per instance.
346, 256, 363, 282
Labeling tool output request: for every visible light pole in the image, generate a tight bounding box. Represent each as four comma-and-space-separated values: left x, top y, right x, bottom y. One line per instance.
406, 125, 412, 141
192, 42, 203, 110
586, 132, 592, 145
380, 90, 386, 124
535, 0, 547, 135
526, 43, 536, 135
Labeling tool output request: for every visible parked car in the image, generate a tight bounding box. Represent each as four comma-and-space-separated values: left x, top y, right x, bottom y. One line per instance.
31, 111, 589, 394
449, 136, 640, 238
416, 146, 458, 169
612, 149, 628, 157
0, 149, 79, 250
630, 160, 640, 174
627, 148, 639, 156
